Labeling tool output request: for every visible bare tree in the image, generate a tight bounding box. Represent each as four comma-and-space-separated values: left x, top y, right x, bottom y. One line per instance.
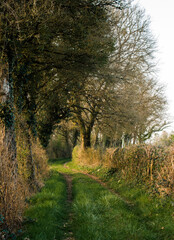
68, 4, 161, 149
98, 74, 167, 146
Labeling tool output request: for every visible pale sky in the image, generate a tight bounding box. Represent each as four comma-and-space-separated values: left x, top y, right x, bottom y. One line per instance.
134, 0, 174, 132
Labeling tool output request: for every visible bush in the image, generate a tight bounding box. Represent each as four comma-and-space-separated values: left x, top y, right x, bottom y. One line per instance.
156, 145, 174, 196
0, 129, 27, 237
72, 146, 102, 166
72, 144, 174, 198
111, 145, 173, 197
0, 125, 49, 238
16, 125, 49, 189
32, 138, 49, 186
72, 145, 81, 164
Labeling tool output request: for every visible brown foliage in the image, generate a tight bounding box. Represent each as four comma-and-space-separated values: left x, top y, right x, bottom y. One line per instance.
32, 139, 49, 184
0, 126, 49, 234
72, 145, 102, 166
72, 144, 174, 197
156, 146, 174, 197
0, 129, 28, 232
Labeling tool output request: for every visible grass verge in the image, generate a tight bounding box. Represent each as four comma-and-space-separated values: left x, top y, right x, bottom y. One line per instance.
17, 168, 68, 240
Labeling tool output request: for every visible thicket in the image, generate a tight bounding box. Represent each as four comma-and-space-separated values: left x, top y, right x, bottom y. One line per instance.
0, 126, 48, 239
72, 145, 174, 198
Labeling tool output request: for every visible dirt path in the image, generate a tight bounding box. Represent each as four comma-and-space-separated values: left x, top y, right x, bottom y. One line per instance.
59, 162, 134, 240
60, 173, 75, 240
63, 163, 134, 206
61, 173, 73, 203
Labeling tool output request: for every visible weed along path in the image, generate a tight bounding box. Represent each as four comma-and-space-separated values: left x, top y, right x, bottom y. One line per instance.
18, 159, 174, 240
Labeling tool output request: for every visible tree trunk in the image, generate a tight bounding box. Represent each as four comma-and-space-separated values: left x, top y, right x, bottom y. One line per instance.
94, 129, 99, 148
64, 129, 72, 157
1, 56, 18, 173
25, 131, 36, 187
81, 130, 91, 150
103, 135, 111, 148
77, 111, 96, 150
133, 132, 137, 145
17, 117, 37, 188
72, 129, 79, 147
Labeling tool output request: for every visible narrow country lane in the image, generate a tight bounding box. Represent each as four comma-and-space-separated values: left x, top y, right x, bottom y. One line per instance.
18, 159, 174, 240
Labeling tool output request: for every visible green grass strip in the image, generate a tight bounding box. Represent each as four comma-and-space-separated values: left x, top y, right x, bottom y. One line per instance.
18, 170, 68, 240
72, 173, 173, 240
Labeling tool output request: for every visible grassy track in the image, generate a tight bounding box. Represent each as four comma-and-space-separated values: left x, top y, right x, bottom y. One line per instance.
72, 173, 173, 240
18, 159, 174, 240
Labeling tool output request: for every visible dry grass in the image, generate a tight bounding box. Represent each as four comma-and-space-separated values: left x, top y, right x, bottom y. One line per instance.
72, 146, 102, 166
0, 125, 49, 236
32, 138, 49, 184
0, 128, 28, 234
156, 146, 174, 196
16, 117, 49, 188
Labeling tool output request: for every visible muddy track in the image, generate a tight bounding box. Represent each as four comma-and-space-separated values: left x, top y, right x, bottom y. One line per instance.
60, 173, 75, 240
63, 163, 134, 207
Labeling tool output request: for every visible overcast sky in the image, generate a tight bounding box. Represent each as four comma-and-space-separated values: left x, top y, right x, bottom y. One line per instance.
134, 0, 174, 132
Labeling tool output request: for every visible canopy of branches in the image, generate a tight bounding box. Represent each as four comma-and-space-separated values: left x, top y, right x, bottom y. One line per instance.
0, 0, 167, 150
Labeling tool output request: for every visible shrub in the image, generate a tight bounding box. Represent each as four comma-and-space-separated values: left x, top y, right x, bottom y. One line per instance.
72, 146, 102, 166
155, 145, 174, 197
0, 125, 49, 237
16, 125, 49, 189
111, 145, 173, 196
72, 144, 174, 198
32, 139, 49, 184
0, 128, 27, 237
72, 145, 81, 164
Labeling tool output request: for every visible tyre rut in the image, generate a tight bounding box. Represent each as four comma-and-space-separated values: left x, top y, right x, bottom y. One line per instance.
60, 173, 75, 240
63, 163, 134, 207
